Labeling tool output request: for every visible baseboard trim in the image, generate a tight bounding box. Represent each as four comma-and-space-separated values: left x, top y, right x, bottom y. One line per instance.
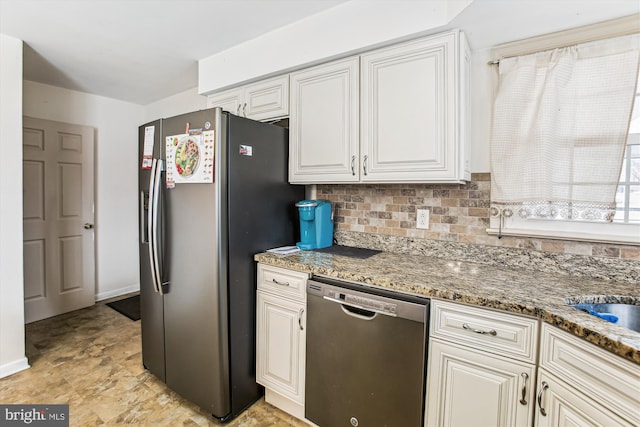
264, 389, 310, 424
95, 283, 140, 302
0, 357, 30, 379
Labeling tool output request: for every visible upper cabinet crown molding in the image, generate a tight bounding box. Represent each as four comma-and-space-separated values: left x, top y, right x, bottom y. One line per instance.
289, 30, 471, 184
207, 74, 289, 122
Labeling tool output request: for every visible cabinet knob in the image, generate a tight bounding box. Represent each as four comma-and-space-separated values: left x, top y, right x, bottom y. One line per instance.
84, 223, 94, 229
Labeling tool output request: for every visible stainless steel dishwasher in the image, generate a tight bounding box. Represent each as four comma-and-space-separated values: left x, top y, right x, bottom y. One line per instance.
305, 275, 430, 427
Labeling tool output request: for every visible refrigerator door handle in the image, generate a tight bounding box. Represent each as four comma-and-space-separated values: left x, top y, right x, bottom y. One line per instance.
147, 158, 160, 293
151, 159, 164, 295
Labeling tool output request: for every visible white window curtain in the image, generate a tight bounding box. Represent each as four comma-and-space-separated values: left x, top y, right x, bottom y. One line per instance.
490, 34, 640, 230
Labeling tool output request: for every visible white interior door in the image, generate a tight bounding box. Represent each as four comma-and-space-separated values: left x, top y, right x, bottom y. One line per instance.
22, 116, 95, 323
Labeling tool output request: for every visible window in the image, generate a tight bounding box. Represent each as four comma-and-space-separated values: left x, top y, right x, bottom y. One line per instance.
614, 85, 640, 224
488, 33, 640, 245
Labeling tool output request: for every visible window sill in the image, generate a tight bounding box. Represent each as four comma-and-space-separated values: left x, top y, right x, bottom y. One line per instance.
486, 227, 640, 246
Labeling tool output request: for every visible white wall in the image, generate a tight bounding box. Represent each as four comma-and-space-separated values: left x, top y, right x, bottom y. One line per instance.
199, 0, 473, 94
0, 34, 29, 378
23, 81, 145, 300
469, 48, 493, 172
18, 82, 205, 305
143, 86, 207, 122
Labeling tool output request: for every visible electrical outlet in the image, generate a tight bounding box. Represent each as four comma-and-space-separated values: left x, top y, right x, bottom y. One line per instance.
416, 209, 430, 229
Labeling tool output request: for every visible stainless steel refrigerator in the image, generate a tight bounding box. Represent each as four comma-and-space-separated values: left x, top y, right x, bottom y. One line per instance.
138, 108, 304, 420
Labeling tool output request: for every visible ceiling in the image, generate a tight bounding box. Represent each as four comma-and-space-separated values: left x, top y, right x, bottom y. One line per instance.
1, 0, 638, 105
0, 0, 349, 104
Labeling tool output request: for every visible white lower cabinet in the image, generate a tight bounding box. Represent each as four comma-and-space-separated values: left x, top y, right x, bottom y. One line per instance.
534, 369, 632, 427
534, 323, 639, 427
427, 340, 535, 427
426, 301, 640, 427
255, 264, 310, 421
425, 299, 538, 427
256, 292, 305, 402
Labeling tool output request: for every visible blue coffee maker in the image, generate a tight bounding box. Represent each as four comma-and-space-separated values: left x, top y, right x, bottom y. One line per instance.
295, 200, 334, 250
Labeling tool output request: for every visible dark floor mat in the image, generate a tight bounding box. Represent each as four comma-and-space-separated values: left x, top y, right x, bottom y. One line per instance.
312, 245, 381, 259
106, 295, 140, 321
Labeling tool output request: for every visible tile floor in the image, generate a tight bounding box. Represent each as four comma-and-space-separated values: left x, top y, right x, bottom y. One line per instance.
0, 297, 308, 426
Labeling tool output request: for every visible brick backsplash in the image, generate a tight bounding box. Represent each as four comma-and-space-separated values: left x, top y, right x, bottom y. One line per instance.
317, 173, 640, 261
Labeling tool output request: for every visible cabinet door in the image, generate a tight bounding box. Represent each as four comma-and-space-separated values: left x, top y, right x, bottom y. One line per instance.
361, 32, 462, 182
289, 57, 359, 183
539, 323, 639, 425
207, 88, 243, 115
535, 370, 634, 427
244, 75, 289, 121
426, 339, 535, 427
256, 291, 305, 405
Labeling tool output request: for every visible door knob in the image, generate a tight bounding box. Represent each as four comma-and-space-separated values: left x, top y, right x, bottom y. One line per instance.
84, 223, 94, 229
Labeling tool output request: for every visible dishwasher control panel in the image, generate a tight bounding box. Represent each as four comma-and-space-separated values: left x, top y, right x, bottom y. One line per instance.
327, 289, 398, 315
308, 277, 428, 323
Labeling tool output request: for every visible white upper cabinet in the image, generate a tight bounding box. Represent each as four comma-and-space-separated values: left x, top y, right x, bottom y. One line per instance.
207, 74, 289, 121
289, 30, 470, 184
207, 87, 243, 115
361, 32, 470, 182
289, 57, 359, 183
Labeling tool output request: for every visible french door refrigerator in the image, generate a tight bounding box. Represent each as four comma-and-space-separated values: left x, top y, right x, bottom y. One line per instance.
138, 108, 304, 420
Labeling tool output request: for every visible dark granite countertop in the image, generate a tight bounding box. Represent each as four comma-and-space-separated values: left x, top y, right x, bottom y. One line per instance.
255, 250, 640, 365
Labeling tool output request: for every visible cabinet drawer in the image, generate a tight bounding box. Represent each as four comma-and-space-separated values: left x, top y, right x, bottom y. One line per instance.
257, 264, 310, 300
430, 299, 538, 364
539, 323, 640, 425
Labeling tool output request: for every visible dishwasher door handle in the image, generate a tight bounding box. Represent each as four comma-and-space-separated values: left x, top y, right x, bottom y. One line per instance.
323, 295, 396, 318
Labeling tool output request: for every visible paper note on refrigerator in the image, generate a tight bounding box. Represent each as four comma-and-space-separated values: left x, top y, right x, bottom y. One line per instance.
141, 125, 155, 170
165, 130, 215, 186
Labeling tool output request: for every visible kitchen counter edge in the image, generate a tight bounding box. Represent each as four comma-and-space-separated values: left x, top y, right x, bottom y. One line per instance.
254, 251, 640, 365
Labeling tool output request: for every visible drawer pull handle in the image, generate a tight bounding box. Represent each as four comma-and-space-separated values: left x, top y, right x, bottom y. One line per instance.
271, 278, 290, 287
298, 308, 304, 331
537, 381, 549, 416
519, 372, 529, 405
462, 323, 497, 336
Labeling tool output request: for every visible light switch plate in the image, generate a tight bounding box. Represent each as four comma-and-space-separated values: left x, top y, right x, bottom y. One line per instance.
417, 209, 430, 229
